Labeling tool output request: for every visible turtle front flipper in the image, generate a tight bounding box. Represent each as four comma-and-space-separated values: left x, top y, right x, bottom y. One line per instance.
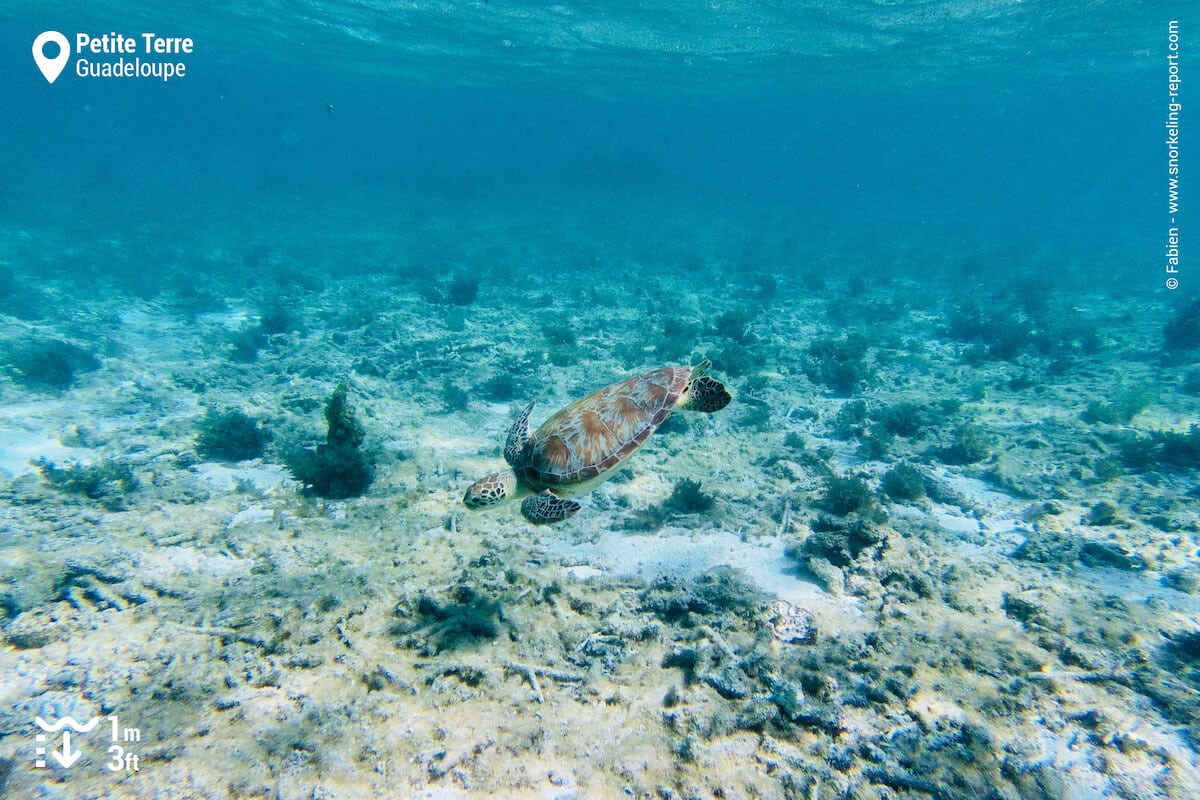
521, 489, 581, 525
505, 403, 534, 466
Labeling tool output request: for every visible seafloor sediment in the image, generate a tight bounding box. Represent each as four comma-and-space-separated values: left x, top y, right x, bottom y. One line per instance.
1, 209, 1198, 799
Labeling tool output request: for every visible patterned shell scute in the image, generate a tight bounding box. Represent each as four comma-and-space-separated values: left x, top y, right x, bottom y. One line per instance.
522, 366, 690, 486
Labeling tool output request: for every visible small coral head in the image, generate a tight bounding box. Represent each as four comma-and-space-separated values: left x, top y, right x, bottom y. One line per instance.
463, 470, 516, 509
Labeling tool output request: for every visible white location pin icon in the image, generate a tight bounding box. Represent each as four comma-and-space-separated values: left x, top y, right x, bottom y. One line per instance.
32, 31, 70, 84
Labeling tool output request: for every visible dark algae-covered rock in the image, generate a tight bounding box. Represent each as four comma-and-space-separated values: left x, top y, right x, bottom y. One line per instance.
1078, 540, 1145, 571
1164, 296, 1200, 351
640, 566, 768, 626
5, 337, 100, 389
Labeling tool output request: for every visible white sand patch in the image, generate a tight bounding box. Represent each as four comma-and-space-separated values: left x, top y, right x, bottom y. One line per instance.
226, 504, 278, 529
1028, 719, 1200, 800
888, 470, 1026, 552
194, 461, 291, 493
0, 426, 83, 477
196, 309, 250, 330
119, 305, 181, 343
564, 564, 605, 580
1077, 566, 1200, 616
0, 397, 105, 476
1031, 728, 1112, 800
550, 528, 866, 632
928, 505, 985, 535
410, 790, 471, 800
139, 546, 251, 579
937, 471, 1024, 522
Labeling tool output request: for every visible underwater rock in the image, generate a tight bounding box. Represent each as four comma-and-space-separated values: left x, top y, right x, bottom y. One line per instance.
662, 646, 700, 673
440, 377, 470, 412
834, 399, 868, 439
1012, 529, 1080, 565
1115, 424, 1200, 471
764, 600, 817, 645
819, 473, 877, 517
3, 611, 56, 649
663, 477, 715, 515
704, 665, 751, 699
639, 566, 768, 626
803, 556, 845, 596
622, 477, 717, 531
1083, 501, 1122, 527
794, 516, 886, 568
938, 423, 993, 465
875, 401, 933, 437
1159, 425, 1200, 468
804, 333, 873, 395
1081, 387, 1155, 425
1166, 630, 1200, 663
1163, 565, 1200, 594
733, 698, 780, 731
227, 320, 270, 362
1164, 297, 1200, 350
324, 382, 365, 448
4, 337, 100, 389
1002, 592, 1055, 630
713, 307, 757, 344
480, 370, 526, 402
445, 274, 480, 305
1078, 541, 1144, 571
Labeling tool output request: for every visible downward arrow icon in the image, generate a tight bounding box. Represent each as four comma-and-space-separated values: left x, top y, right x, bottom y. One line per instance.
52, 731, 82, 768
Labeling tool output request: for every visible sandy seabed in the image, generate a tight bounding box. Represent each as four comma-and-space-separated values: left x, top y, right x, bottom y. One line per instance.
1, 212, 1199, 800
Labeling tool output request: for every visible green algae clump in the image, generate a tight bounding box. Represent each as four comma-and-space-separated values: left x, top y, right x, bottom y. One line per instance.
820, 474, 876, 516
196, 410, 271, 461
881, 464, 926, 502
35, 457, 138, 511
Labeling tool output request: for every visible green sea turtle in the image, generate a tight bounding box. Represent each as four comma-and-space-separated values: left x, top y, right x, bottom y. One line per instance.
464, 360, 732, 524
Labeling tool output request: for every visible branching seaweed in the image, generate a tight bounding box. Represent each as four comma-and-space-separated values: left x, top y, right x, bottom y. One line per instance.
284, 383, 374, 499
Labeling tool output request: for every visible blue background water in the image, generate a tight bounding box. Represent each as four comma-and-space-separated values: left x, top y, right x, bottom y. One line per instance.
0, 3, 1187, 292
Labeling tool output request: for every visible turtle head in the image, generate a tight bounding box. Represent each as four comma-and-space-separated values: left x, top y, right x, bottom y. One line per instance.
463, 469, 518, 510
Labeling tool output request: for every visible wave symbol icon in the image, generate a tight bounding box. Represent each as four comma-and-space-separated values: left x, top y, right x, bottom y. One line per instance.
35, 716, 99, 733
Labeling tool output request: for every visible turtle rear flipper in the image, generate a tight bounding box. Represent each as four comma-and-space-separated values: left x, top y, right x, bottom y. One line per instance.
685, 376, 731, 413
521, 490, 580, 524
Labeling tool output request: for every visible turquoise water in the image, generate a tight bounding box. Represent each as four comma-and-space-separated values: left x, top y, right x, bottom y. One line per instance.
1, 2, 1175, 272
1, 3, 1198, 799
